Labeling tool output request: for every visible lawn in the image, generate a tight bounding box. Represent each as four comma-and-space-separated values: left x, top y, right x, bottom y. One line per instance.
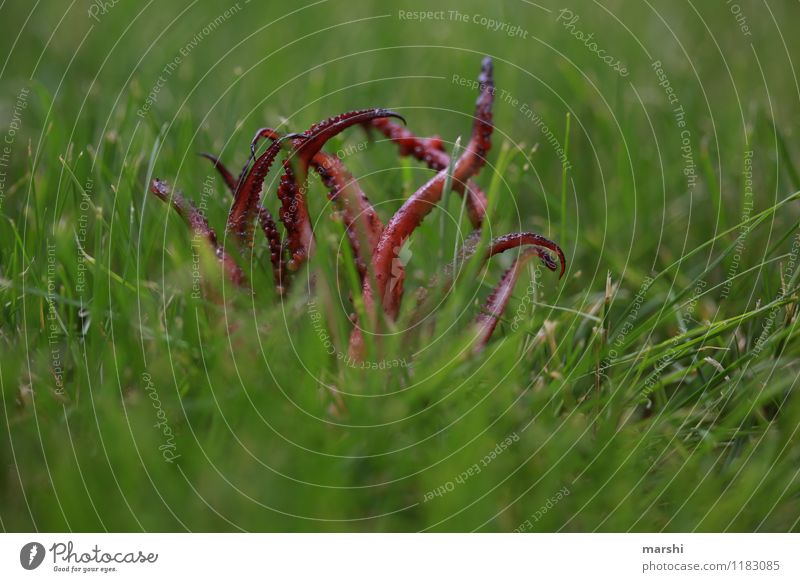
1, 0, 799, 531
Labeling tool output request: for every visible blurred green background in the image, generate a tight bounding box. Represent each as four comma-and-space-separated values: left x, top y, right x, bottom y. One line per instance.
1, 0, 800, 531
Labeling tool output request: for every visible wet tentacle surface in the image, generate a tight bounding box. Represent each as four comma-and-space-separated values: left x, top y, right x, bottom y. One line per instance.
311, 151, 383, 277
150, 178, 246, 287
274, 108, 404, 274
151, 56, 566, 361
369, 57, 496, 317
226, 137, 286, 248
473, 249, 540, 351
368, 118, 488, 227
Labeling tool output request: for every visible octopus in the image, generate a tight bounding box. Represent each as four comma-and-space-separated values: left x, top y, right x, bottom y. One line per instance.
150, 57, 565, 358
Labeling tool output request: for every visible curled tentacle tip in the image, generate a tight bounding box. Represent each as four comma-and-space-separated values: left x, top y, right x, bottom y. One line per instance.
379, 109, 406, 126
531, 234, 566, 280
555, 247, 566, 279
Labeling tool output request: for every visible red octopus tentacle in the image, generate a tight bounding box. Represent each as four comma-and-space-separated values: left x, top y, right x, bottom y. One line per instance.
369, 57, 495, 316
471, 232, 566, 349
233, 127, 283, 189
150, 178, 245, 287
294, 109, 405, 167
249, 127, 282, 151
432, 230, 564, 291
484, 232, 566, 279
463, 181, 489, 226
199, 153, 237, 194
311, 151, 383, 276
225, 137, 287, 247
225, 128, 309, 249
258, 206, 287, 294
202, 129, 284, 200
473, 249, 540, 351
415, 231, 562, 313
276, 160, 315, 272
368, 118, 488, 227
369, 117, 451, 169
200, 142, 289, 294
348, 229, 565, 359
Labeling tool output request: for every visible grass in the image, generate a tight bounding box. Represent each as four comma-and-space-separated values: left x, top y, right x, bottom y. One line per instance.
1, 0, 800, 531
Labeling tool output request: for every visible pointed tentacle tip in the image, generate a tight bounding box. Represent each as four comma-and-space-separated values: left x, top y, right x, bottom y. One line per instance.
480, 56, 494, 84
